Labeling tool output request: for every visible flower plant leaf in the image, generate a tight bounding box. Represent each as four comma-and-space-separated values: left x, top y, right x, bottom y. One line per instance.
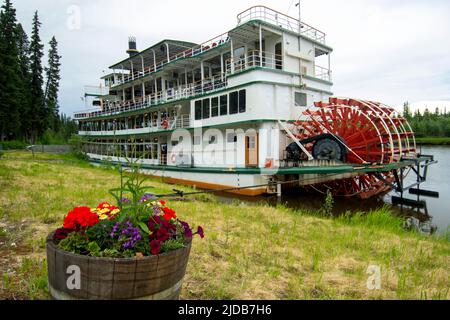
138, 222, 150, 235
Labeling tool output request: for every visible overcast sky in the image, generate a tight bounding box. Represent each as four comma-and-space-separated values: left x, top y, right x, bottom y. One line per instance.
11, 0, 450, 116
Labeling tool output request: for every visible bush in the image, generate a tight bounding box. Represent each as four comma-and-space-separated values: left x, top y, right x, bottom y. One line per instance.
0, 140, 28, 150
39, 129, 67, 145
68, 135, 88, 161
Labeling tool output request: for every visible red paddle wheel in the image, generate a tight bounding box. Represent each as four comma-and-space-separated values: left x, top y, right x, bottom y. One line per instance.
290, 97, 417, 198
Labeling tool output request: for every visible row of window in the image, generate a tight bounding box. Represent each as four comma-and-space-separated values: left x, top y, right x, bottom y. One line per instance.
82, 142, 160, 160
195, 90, 246, 120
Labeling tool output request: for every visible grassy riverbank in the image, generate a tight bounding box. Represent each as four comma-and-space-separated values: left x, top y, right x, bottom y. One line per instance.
0, 151, 448, 300
416, 137, 450, 145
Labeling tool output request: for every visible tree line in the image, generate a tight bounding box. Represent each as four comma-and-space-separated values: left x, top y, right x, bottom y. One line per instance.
0, 0, 76, 144
403, 102, 450, 138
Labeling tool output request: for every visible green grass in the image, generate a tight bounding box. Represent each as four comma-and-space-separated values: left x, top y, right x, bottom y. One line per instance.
0, 151, 449, 300
415, 137, 450, 145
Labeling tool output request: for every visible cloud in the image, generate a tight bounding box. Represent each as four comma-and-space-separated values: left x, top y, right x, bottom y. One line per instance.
11, 0, 450, 116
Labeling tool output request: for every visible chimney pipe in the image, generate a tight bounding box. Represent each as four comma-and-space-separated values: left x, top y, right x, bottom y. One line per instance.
126, 36, 139, 57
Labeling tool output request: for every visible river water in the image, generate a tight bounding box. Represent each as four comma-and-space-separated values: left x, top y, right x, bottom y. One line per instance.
216, 146, 450, 235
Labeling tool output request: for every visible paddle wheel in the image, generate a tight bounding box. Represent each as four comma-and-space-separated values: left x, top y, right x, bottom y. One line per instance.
287, 97, 417, 199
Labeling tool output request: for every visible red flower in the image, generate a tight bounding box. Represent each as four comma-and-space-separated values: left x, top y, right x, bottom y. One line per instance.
148, 216, 162, 232
196, 226, 205, 239
54, 228, 72, 240
63, 206, 99, 231
156, 228, 170, 242
162, 207, 177, 221
150, 240, 161, 255
160, 200, 166, 206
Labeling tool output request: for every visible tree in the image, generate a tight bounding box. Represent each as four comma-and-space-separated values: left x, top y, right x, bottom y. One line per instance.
44, 36, 61, 131
0, 0, 21, 140
403, 101, 412, 120
16, 22, 31, 140
29, 10, 45, 143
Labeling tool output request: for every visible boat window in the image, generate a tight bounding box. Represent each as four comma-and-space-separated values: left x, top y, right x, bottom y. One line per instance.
239, 90, 246, 113
234, 47, 245, 60
195, 100, 202, 120
220, 95, 228, 116
295, 92, 307, 107
227, 133, 237, 143
202, 98, 210, 119
229, 91, 239, 114
209, 135, 217, 144
211, 97, 219, 117
275, 42, 282, 70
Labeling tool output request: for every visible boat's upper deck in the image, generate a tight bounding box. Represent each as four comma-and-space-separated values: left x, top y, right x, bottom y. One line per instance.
74, 6, 332, 120
107, 6, 329, 87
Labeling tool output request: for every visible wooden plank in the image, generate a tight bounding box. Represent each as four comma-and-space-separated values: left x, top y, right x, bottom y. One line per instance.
46, 235, 56, 292
133, 255, 160, 297
53, 249, 89, 299
87, 257, 114, 299
112, 259, 137, 299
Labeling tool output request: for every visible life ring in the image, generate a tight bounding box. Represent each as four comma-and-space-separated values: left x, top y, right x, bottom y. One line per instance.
161, 118, 169, 129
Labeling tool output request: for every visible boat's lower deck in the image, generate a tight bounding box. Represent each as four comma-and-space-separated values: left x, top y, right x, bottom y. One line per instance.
87, 153, 433, 197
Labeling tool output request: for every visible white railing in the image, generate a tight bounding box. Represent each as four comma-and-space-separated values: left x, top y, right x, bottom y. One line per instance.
78, 115, 192, 135
314, 65, 332, 82
237, 6, 326, 44
112, 32, 230, 87
224, 50, 332, 82
74, 74, 228, 119
84, 85, 110, 97
225, 50, 283, 75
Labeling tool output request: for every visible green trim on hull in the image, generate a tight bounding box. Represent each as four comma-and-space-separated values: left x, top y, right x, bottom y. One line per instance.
88, 157, 430, 176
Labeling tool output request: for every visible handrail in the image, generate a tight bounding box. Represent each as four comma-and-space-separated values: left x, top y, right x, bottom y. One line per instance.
224, 50, 282, 75
237, 6, 326, 44
112, 32, 230, 87
74, 73, 228, 120
78, 115, 192, 134
223, 49, 331, 81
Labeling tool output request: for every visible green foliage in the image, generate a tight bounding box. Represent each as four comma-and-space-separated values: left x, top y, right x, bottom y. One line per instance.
44, 36, 61, 129
405, 102, 450, 139
321, 189, 334, 216
0, 1, 70, 144
39, 128, 66, 145
161, 239, 186, 253
415, 137, 450, 145
109, 145, 154, 225
58, 232, 90, 255
0, 0, 22, 141
0, 140, 27, 149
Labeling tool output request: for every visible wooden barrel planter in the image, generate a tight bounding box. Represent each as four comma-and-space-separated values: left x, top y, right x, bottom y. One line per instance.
46, 232, 191, 300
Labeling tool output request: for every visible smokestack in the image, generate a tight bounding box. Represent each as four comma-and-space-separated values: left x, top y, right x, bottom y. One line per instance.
126, 36, 139, 57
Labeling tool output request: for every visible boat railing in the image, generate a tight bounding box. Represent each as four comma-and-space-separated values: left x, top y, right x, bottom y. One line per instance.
113, 32, 230, 87
237, 6, 326, 45
225, 50, 284, 74
314, 65, 332, 82
224, 50, 332, 82
84, 85, 110, 97
74, 73, 227, 120
78, 114, 192, 135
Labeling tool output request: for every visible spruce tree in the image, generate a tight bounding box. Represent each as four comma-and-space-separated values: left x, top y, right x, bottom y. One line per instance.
44, 36, 61, 132
29, 10, 45, 143
16, 23, 31, 140
0, 0, 21, 141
